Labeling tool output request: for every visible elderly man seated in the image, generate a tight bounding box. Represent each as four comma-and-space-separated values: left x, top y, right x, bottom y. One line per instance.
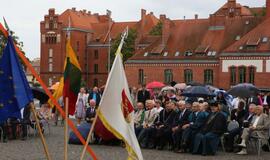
138, 100, 158, 149
237, 105, 270, 155
134, 102, 145, 137
179, 102, 209, 153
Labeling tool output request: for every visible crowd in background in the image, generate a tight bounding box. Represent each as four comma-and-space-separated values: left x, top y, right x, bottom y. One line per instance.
1, 83, 270, 156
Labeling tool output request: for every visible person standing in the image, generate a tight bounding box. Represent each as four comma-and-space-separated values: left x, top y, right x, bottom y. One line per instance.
137, 85, 150, 106
75, 87, 87, 126
88, 87, 101, 106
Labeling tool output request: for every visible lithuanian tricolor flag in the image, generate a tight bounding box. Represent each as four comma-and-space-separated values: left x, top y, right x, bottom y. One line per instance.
63, 38, 82, 115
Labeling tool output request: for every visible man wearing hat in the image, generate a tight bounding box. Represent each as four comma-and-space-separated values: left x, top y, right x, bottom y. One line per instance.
193, 101, 227, 155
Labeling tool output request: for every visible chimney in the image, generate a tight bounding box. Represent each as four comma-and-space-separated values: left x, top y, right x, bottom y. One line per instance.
49, 8, 55, 15
141, 9, 146, 19
71, 7, 76, 11
195, 14, 198, 19
87, 11, 91, 15
267, 0, 270, 17
162, 17, 170, 47
160, 14, 166, 21
228, 0, 236, 8
83, 9, 87, 13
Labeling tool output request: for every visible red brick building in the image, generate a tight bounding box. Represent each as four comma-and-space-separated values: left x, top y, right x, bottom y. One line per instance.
40, 0, 270, 89
126, 0, 270, 89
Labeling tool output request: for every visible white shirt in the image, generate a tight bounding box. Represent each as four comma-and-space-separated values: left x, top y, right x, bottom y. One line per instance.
153, 106, 164, 113
252, 116, 261, 128
263, 96, 268, 105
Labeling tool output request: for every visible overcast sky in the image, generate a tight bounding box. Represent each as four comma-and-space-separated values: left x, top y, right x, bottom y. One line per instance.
0, 0, 265, 60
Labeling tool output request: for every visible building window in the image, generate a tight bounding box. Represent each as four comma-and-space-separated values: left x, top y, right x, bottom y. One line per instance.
49, 49, 53, 57
164, 69, 173, 84
249, 66, 255, 84
138, 69, 144, 85
56, 34, 61, 43
239, 66, 246, 83
184, 69, 193, 83
48, 58, 53, 63
94, 64, 98, 73
49, 63, 53, 72
45, 22, 49, 29
204, 69, 213, 85
53, 22, 57, 29
49, 21, 53, 30
94, 50, 99, 59
93, 78, 98, 87
46, 34, 56, 44
48, 78, 53, 86
230, 66, 236, 85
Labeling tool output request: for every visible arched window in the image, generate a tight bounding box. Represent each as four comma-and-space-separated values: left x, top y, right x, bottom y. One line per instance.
230, 66, 236, 85
164, 69, 173, 84
184, 69, 193, 83
249, 66, 256, 84
204, 69, 213, 85
138, 69, 144, 85
239, 66, 246, 83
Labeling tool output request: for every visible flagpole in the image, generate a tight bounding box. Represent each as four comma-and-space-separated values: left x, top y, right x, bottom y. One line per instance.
64, 98, 69, 160
79, 108, 99, 160
30, 103, 52, 160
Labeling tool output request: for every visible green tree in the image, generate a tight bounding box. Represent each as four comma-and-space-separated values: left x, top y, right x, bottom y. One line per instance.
149, 21, 163, 36
110, 28, 137, 67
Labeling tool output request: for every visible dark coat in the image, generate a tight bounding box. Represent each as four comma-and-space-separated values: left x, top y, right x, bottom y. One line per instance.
137, 90, 150, 104
190, 111, 209, 131
155, 109, 177, 128
201, 112, 227, 136
172, 109, 192, 128
230, 109, 247, 127
88, 92, 101, 106
85, 107, 96, 123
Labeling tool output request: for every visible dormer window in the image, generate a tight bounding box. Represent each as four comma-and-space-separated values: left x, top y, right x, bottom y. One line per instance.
185, 50, 193, 56
163, 52, 168, 57
262, 37, 268, 43
175, 51, 180, 56
246, 37, 260, 46
235, 35, 241, 41
144, 52, 148, 57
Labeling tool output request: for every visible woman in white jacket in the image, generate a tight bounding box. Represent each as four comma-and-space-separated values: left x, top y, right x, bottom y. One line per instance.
75, 87, 87, 126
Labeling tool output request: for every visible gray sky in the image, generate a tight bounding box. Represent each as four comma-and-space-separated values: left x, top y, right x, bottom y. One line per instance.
0, 0, 265, 60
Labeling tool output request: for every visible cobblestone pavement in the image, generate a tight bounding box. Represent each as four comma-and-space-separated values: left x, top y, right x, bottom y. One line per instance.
0, 123, 269, 160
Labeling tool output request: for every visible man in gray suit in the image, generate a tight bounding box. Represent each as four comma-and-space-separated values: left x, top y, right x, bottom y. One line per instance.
237, 105, 270, 155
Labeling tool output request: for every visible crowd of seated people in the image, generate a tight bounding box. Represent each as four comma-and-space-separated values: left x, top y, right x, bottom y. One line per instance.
132, 86, 270, 156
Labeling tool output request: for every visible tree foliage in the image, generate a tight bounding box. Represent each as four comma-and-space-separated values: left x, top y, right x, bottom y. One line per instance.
0, 30, 24, 58
149, 21, 163, 36
110, 28, 137, 67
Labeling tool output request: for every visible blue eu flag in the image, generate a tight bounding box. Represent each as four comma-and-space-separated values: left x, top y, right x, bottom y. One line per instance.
0, 36, 33, 121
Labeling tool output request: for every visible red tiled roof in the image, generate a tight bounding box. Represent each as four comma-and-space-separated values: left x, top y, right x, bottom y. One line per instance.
58, 9, 101, 31
224, 17, 270, 53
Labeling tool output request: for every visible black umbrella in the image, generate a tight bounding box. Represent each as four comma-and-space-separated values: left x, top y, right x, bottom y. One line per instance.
31, 87, 49, 104
227, 83, 259, 98
186, 81, 204, 86
181, 86, 214, 98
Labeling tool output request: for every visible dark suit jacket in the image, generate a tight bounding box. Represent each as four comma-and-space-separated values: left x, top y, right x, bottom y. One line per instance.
190, 111, 209, 131
85, 107, 96, 123
137, 90, 150, 104
201, 112, 227, 135
172, 109, 192, 128
155, 109, 177, 128
88, 92, 101, 106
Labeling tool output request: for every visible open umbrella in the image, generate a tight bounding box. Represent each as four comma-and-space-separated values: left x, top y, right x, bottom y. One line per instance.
161, 86, 176, 92
174, 83, 187, 90
227, 83, 259, 98
31, 87, 49, 104
146, 81, 165, 89
186, 81, 204, 86
181, 86, 214, 98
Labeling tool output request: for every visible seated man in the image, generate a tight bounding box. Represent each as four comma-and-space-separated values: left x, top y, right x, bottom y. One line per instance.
134, 102, 145, 137
179, 102, 209, 153
224, 103, 255, 152
21, 104, 32, 140
171, 100, 191, 151
153, 101, 177, 150
237, 105, 270, 155
193, 101, 227, 155
85, 99, 96, 124
138, 100, 158, 148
